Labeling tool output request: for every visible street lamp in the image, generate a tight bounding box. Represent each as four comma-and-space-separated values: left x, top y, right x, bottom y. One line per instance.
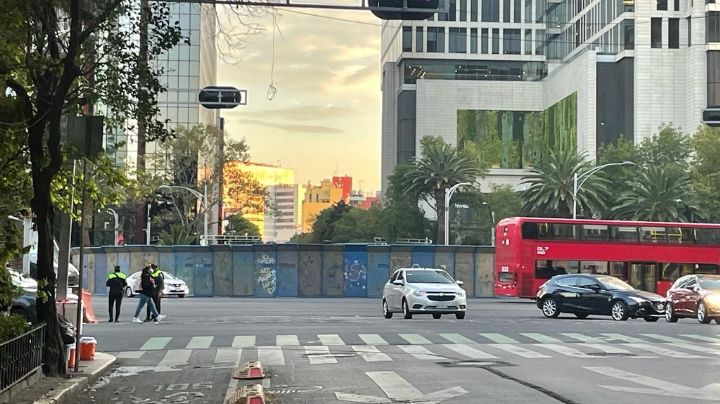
444, 182, 473, 245
482, 202, 496, 246
146, 203, 151, 245
159, 184, 209, 246
573, 161, 635, 220
106, 208, 119, 246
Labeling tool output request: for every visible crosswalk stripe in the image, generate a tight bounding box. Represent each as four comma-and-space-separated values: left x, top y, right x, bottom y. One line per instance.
443, 344, 497, 359
681, 334, 720, 343
140, 337, 172, 350
214, 348, 241, 364
490, 344, 550, 358
561, 333, 605, 343
159, 349, 191, 367
536, 344, 593, 358
399, 345, 443, 360
353, 345, 392, 362
439, 333, 476, 344
276, 335, 300, 346
641, 334, 687, 343
399, 334, 432, 345
116, 351, 145, 359
665, 343, 720, 356
577, 344, 638, 356
521, 333, 563, 344
367, 371, 422, 401
232, 336, 256, 348
305, 346, 337, 364
600, 333, 646, 343
359, 334, 388, 345
257, 346, 285, 365
186, 336, 213, 349
478, 333, 519, 344
624, 343, 703, 358
318, 334, 345, 346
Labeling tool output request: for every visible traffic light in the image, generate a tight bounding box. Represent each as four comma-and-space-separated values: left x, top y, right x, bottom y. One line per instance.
198, 86, 247, 109
369, 0, 441, 20
702, 107, 720, 127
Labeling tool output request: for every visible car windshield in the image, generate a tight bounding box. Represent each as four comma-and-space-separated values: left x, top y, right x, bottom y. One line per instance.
700, 279, 720, 290
405, 270, 454, 284
597, 276, 634, 291
163, 272, 176, 280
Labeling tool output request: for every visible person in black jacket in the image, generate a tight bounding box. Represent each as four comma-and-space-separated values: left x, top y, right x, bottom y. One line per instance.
132, 266, 165, 323
106, 266, 127, 322
145, 264, 164, 322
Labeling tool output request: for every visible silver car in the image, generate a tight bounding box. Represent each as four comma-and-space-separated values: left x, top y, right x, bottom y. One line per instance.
382, 267, 467, 319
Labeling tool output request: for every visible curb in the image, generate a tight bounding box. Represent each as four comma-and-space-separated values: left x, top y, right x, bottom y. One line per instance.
33, 352, 116, 404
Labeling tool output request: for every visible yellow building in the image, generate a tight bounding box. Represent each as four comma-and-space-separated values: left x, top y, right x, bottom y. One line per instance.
223, 162, 295, 237
301, 179, 345, 233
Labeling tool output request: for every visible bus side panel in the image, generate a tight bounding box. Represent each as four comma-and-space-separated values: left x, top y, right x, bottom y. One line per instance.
494, 221, 521, 297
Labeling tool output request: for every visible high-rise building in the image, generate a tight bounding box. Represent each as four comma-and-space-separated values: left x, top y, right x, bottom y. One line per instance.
380, 0, 709, 192
264, 184, 306, 242
301, 179, 345, 233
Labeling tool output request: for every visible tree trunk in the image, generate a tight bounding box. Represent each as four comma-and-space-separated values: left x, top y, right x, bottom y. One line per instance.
135, 0, 149, 243
435, 189, 445, 245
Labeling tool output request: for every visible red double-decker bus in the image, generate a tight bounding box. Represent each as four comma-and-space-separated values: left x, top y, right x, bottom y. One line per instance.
494, 217, 720, 299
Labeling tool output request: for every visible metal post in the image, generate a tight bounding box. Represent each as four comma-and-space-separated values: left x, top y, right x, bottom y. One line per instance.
203, 183, 209, 246
146, 203, 151, 245
444, 188, 450, 246
74, 158, 88, 373
573, 172, 578, 220
107, 208, 119, 246
491, 211, 496, 246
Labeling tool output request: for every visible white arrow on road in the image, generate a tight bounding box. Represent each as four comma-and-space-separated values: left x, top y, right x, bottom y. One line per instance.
586, 367, 720, 401
335, 371, 467, 404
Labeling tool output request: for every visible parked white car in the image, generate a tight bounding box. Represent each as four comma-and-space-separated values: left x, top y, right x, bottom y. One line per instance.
125, 271, 189, 298
382, 267, 467, 320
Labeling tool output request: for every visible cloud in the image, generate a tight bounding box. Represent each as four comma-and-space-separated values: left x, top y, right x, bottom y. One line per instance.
240, 118, 344, 134
240, 105, 356, 121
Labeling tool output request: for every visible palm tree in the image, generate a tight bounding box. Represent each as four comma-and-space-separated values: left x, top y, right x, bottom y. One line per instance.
402, 142, 482, 244
521, 149, 610, 218
613, 167, 700, 222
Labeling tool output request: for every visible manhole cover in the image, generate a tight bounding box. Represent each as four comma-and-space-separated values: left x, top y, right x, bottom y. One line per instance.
585, 352, 636, 357
438, 360, 514, 368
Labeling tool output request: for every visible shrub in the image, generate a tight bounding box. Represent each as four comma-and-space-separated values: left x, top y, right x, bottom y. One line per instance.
0, 313, 30, 343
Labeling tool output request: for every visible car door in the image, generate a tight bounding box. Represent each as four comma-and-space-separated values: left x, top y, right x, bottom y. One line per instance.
683, 277, 701, 316
553, 276, 580, 311
575, 276, 612, 314
391, 270, 406, 309
667, 277, 688, 314
384, 271, 400, 309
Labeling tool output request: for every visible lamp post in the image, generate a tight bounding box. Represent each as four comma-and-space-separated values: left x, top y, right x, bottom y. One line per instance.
106, 208, 119, 246
159, 184, 209, 246
146, 203, 151, 245
444, 182, 472, 245
573, 161, 635, 219
482, 202, 496, 246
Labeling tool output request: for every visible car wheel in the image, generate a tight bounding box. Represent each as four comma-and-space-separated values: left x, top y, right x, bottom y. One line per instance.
383, 300, 393, 319
611, 300, 629, 321
125, 287, 134, 298
402, 299, 412, 319
574, 313, 589, 319
698, 301, 711, 324
541, 297, 560, 318
455, 312, 465, 320
178, 294, 185, 298
644, 316, 659, 322
665, 303, 679, 323
432, 313, 441, 319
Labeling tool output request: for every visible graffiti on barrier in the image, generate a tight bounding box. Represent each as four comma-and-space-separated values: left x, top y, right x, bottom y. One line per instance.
255, 253, 277, 296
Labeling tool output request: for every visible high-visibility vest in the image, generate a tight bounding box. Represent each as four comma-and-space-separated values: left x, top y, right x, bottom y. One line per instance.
151, 269, 163, 278
107, 272, 127, 280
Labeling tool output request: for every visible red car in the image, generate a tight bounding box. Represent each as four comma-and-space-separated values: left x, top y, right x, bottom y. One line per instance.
665, 274, 720, 324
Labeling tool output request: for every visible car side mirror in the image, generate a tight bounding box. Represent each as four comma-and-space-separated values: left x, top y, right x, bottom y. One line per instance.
393, 280, 404, 286
590, 285, 603, 292
456, 280, 464, 286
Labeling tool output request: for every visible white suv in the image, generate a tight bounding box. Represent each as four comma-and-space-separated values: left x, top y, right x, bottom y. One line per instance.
382, 267, 467, 320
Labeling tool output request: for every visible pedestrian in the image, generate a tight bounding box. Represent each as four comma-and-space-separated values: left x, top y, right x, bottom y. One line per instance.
133, 266, 165, 323
145, 264, 165, 322
106, 265, 127, 322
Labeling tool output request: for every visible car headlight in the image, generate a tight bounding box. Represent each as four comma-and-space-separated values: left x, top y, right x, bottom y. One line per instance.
705, 295, 720, 305
412, 290, 426, 296
457, 291, 466, 298
629, 296, 647, 304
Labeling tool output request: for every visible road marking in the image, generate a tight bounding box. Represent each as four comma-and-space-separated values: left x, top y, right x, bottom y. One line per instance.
140, 337, 171, 350
624, 343, 703, 358
399, 333, 432, 345
214, 348, 241, 364
490, 344, 550, 358
335, 371, 468, 403
577, 344, 643, 356
478, 333, 519, 344
443, 344, 497, 359
586, 366, 720, 401
399, 345, 444, 360
665, 343, 720, 356
600, 333, 646, 343
257, 346, 285, 365
186, 336, 213, 349
158, 349, 191, 368
305, 346, 338, 364
561, 333, 605, 343
359, 334, 388, 345
439, 333, 476, 344
353, 345, 392, 362
681, 334, 720, 343
116, 351, 145, 359
641, 334, 686, 343
319, 334, 345, 346
521, 333, 563, 344
536, 344, 592, 358
232, 336, 256, 348
276, 335, 300, 346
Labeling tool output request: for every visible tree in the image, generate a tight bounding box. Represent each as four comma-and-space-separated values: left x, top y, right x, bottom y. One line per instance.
225, 215, 260, 237
310, 201, 352, 243
637, 125, 692, 173
159, 224, 196, 245
521, 148, 610, 218
691, 125, 720, 222
402, 137, 483, 244
2, 0, 182, 376
382, 164, 432, 242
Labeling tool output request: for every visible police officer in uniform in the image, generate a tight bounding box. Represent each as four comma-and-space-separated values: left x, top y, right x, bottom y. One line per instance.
145, 264, 164, 322
106, 266, 127, 322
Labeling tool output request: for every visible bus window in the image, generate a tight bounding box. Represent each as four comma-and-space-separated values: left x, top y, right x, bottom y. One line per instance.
537, 223, 577, 241
629, 262, 657, 292
553, 260, 579, 274
660, 263, 693, 281
694, 264, 719, 274
666, 227, 693, 244
695, 228, 720, 245
640, 227, 666, 243
581, 225, 609, 241
535, 260, 569, 278
611, 226, 639, 242
521, 222, 538, 239
580, 261, 608, 274
609, 262, 627, 279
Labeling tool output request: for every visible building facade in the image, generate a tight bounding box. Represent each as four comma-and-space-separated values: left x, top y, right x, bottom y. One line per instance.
380, 0, 710, 192
301, 179, 345, 233
264, 184, 305, 243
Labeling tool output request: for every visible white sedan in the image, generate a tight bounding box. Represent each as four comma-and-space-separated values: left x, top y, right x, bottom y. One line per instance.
125, 271, 189, 298
382, 267, 467, 319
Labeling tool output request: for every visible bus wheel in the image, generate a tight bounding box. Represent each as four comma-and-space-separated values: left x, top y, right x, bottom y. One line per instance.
611, 301, 629, 321
541, 297, 560, 318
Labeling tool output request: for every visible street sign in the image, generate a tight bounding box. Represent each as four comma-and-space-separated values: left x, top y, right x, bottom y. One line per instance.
198, 86, 247, 109
702, 107, 720, 127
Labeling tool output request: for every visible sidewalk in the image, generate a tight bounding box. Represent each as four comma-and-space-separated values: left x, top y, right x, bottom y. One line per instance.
4, 352, 116, 404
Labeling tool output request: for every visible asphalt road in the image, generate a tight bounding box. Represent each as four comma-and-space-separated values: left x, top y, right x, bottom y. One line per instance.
76, 297, 720, 404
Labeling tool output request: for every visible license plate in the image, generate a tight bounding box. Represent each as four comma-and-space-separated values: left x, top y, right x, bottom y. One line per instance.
437, 303, 448, 308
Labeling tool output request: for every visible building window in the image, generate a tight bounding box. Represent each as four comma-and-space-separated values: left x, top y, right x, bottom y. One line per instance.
535, 0, 544, 22
471, 28, 478, 53
471, 0, 478, 21
492, 28, 500, 54
482, 0, 500, 22
524, 29, 532, 55
623, 19, 635, 50
460, 0, 468, 21
514, 0, 521, 22
688, 17, 691, 46
708, 51, 720, 106
657, 0, 667, 9
402, 26, 413, 52
481, 28, 489, 53
708, 12, 720, 42
669, 18, 679, 48
525, 0, 532, 22
449, 0, 457, 21
438, 0, 447, 21
449, 28, 468, 53
535, 29, 545, 55
503, 0, 511, 22
651, 18, 662, 48
504, 29, 521, 54
674, 0, 680, 10
427, 27, 445, 52
416, 27, 424, 52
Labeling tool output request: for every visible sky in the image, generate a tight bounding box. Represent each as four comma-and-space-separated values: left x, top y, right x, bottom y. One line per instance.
216, 6, 383, 195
